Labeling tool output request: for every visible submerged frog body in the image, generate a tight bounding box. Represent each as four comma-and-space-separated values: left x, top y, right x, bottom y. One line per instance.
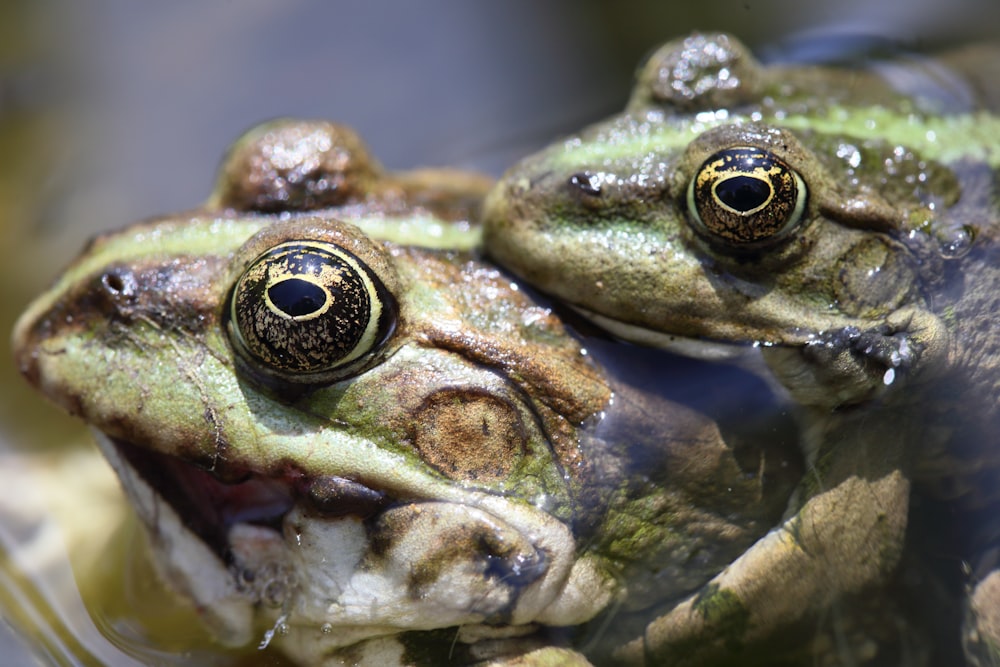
483, 33, 1000, 664
13, 120, 801, 665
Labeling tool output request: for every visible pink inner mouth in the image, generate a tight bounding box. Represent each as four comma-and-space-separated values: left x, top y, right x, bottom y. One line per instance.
111, 438, 388, 560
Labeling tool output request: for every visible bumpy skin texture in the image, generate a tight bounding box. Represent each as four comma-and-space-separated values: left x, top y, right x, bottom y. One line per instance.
483, 32, 1000, 665
13, 120, 802, 665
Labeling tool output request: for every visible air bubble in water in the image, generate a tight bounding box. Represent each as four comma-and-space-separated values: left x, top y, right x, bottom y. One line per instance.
940, 225, 976, 259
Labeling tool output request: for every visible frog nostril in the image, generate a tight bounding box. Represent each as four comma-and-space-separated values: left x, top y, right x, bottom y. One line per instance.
568, 171, 603, 197
102, 272, 124, 293
99, 268, 137, 298
76, 268, 133, 318
89, 267, 139, 317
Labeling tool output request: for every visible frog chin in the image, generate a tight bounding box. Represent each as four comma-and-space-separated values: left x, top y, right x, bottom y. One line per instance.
577, 306, 797, 394
90, 430, 608, 654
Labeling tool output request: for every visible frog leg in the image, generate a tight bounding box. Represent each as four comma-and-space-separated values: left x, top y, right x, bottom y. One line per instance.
759, 309, 947, 413
964, 533, 1000, 664
966, 569, 1000, 665
301, 627, 596, 666
477, 646, 595, 666
613, 408, 911, 666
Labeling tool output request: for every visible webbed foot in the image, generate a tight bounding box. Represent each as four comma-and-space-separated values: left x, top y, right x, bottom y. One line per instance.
762, 308, 947, 409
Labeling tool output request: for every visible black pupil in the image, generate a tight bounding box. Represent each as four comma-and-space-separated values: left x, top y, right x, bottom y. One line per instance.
716, 175, 771, 212
269, 278, 327, 317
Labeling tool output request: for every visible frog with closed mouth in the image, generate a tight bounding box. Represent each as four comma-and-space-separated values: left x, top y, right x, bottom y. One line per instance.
12, 119, 803, 665
483, 32, 1000, 665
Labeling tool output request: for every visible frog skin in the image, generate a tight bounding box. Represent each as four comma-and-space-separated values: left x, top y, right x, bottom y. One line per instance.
12, 119, 801, 666
483, 32, 1000, 665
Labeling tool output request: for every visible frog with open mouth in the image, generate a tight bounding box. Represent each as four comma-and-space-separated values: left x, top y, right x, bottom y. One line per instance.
12, 119, 804, 665
483, 32, 1000, 665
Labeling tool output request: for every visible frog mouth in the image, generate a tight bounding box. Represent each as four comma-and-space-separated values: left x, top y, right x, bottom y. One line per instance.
103, 436, 298, 558
579, 306, 763, 360
90, 429, 570, 647
95, 433, 404, 564
578, 306, 794, 390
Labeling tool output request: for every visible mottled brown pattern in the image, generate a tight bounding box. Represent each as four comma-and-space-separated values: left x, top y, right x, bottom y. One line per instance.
410, 388, 526, 483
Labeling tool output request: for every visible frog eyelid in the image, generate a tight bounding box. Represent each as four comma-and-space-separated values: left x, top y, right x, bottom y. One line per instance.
227, 239, 398, 385
685, 146, 808, 248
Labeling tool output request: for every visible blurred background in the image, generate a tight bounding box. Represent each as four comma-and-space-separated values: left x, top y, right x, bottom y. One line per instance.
0, 1, 997, 664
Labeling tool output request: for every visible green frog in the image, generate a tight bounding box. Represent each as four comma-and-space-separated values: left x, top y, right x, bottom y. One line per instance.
12, 119, 801, 665
483, 32, 1000, 664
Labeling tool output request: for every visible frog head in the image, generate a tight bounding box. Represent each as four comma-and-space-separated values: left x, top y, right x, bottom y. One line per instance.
13, 119, 800, 665
483, 32, 998, 406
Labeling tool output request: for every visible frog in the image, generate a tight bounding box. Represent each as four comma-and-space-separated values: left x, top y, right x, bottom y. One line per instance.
482, 32, 1000, 665
12, 119, 803, 666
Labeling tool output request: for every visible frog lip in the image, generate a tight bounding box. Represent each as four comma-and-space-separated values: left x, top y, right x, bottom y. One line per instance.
99, 434, 390, 562
578, 306, 765, 360
577, 306, 802, 397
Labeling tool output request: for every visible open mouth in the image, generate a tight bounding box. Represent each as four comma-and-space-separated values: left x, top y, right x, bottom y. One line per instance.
110, 437, 293, 561
103, 436, 395, 565
91, 430, 563, 637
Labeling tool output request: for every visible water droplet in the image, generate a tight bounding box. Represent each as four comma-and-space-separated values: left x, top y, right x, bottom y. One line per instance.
898, 338, 911, 362
883, 368, 895, 385
939, 225, 976, 259
321, 623, 333, 634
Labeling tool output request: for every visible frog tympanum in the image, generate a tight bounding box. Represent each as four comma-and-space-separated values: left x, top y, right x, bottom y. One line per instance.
13, 120, 801, 666
484, 32, 1000, 665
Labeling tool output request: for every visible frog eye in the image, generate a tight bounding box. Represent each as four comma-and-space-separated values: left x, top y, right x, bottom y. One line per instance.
686, 147, 807, 246
228, 240, 396, 383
